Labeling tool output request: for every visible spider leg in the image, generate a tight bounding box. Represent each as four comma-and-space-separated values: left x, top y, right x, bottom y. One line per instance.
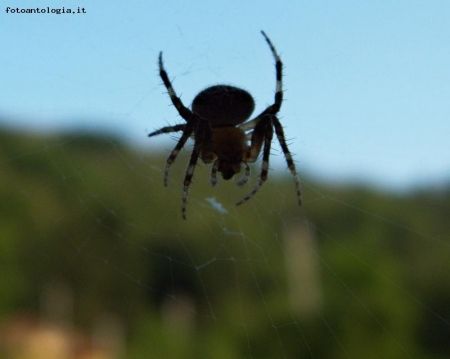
238, 117, 260, 131
237, 117, 273, 205
272, 117, 302, 205
156, 52, 197, 186
148, 124, 185, 137
181, 117, 213, 219
261, 31, 283, 114
158, 52, 193, 121
182, 147, 200, 220
244, 115, 269, 163
163, 120, 196, 186
210, 159, 219, 187
237, 32, 282, 132
236, 162, 251, 186
238, 33, 301, 207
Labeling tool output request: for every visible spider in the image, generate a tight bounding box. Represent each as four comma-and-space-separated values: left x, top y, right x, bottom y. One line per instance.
149, 31, 302, 219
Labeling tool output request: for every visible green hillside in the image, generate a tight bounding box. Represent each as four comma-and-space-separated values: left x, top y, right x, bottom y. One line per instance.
0, 128, 449, 358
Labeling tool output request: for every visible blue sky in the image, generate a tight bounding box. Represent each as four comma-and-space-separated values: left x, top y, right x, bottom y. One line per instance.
1, 1, 449, 190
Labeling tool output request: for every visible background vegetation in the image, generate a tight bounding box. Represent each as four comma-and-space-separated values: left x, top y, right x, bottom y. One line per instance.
0, 128, 449, 358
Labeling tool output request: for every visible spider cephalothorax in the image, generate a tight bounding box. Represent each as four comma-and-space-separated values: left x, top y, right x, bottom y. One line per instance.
149, 31, 302, 219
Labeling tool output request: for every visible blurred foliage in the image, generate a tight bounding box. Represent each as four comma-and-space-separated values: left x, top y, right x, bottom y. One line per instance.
0, 128, 449, 358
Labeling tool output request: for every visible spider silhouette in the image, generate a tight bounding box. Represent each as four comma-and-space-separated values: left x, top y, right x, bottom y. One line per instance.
149, 31, 302, 219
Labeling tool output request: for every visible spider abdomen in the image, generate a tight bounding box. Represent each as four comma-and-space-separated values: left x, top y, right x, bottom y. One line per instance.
192, 85, 255, 126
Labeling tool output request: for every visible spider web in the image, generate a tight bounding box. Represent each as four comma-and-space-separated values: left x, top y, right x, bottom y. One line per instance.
1, 7, 450, 357
1, 123, 449, 359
